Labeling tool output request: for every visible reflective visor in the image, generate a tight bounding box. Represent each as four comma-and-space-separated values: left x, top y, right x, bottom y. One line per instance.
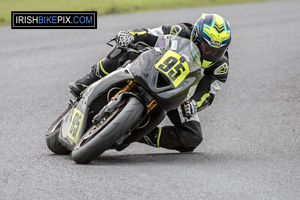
196, 40, 227, 61
200, 43, 219, 56
199, 42, 225, 61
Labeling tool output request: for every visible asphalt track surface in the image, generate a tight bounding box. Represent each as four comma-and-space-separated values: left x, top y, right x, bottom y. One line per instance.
0, 1, 300, 199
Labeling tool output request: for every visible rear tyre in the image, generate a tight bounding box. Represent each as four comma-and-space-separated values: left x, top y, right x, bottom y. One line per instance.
46, 128, 71, 155
72, 97, 144, 164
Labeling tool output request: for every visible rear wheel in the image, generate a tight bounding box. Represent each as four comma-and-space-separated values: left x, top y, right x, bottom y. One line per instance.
46, 107, 73, 155
72, 97, 144, 164
46, 128, 71, 155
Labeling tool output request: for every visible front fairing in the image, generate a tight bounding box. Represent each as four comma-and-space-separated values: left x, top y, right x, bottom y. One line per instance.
127, 35, 201, 111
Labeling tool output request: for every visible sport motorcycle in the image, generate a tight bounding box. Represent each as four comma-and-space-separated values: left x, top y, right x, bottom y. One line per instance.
46, 35, 202, 164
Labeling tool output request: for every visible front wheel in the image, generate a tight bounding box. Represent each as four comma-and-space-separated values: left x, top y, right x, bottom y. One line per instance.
72, 97, 144, 164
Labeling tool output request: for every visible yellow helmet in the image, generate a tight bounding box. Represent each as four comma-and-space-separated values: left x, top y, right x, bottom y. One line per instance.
190, 14, 231, 62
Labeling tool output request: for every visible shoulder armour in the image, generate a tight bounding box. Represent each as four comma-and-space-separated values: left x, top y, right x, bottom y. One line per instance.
204, 53, 229, 76
170, 23, 193, 39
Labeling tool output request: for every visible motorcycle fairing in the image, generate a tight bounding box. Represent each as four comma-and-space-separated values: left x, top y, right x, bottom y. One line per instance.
58, 35, 202, 150
127, 35, 201, 111
59, 68, 135, 150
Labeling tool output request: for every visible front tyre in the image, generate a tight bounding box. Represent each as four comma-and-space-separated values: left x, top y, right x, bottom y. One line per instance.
72, 97, 144, 164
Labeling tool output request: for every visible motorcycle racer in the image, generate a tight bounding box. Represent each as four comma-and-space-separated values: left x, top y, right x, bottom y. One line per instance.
69, 14, 231, 152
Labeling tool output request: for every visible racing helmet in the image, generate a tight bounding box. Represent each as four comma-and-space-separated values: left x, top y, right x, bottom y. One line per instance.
190, 14, 231, 64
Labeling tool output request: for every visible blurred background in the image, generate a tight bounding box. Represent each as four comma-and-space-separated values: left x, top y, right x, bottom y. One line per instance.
0, 0, 278, 26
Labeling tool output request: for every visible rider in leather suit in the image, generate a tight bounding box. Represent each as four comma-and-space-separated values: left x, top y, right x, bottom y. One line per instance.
69, 14, 231, 152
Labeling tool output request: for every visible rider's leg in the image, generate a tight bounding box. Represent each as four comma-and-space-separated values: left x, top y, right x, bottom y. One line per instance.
139, 108, 203, 152
69, 46, 130, 97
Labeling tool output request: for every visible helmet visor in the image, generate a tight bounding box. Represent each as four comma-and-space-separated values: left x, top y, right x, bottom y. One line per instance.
199, 42, 226, 61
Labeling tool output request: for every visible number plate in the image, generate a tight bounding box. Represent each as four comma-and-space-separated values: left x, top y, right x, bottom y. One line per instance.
67, 108, 84, 144
155, 50, 190, 87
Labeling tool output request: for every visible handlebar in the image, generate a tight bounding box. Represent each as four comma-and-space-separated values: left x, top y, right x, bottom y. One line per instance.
106, 37, 116, 47
106, 37, 152, 55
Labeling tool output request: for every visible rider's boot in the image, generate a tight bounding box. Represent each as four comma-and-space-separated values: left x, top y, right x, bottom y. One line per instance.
111, 127, 161, 151
138, 127, 162, 148
69, 46, 128, 98
69, 65, 102, 98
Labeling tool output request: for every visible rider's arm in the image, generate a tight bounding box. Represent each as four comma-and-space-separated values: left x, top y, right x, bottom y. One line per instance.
191, 53, 229, 111
125, 28, 158, 46
125, 23, 193, 46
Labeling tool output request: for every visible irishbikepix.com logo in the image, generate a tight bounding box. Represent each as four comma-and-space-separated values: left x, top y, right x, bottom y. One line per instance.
11, 11, 97, 29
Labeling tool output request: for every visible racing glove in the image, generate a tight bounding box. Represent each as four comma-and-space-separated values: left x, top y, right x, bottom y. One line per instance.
182, 99, 197, 119
116, 31, 135, 47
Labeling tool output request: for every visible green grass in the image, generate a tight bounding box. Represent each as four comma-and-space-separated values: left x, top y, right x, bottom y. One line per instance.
1, 0, 277, 26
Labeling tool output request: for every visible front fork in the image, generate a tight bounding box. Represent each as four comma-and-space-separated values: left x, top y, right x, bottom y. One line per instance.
93, 80, 157, 124
112, 80, 158, 115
